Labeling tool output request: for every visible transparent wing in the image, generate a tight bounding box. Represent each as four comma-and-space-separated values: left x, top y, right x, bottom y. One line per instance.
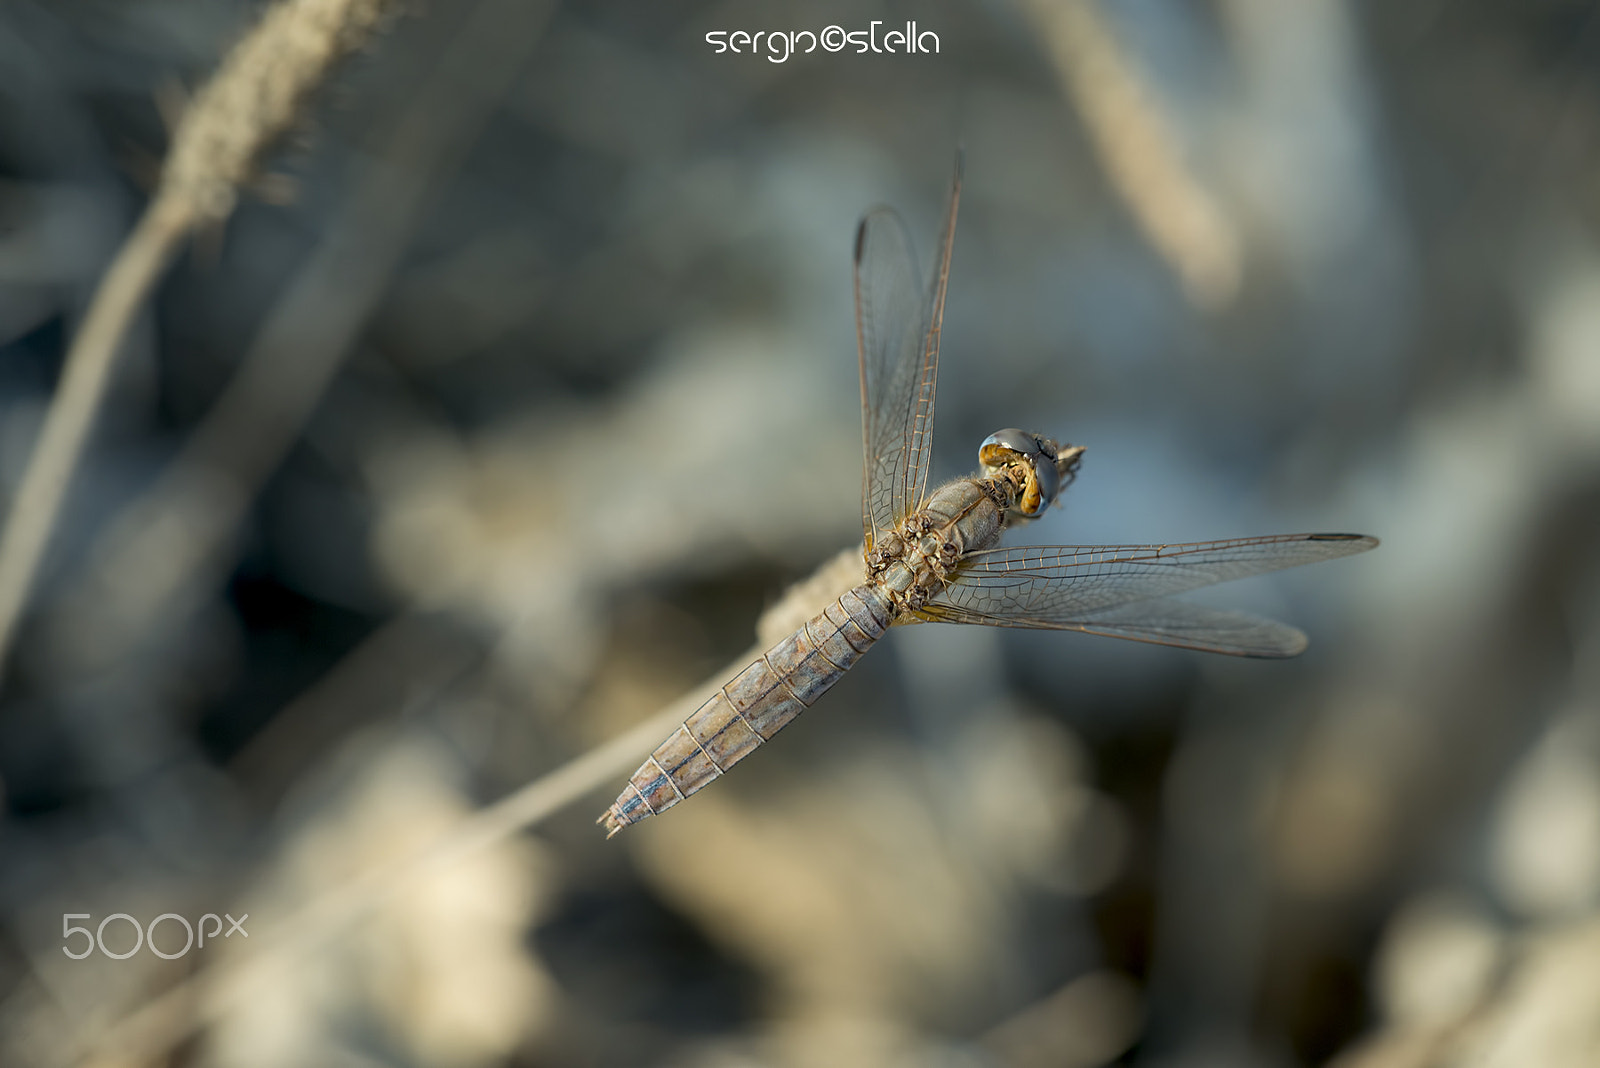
856, 155, 962, 549
921, 597, 1309, 657
917, 533, 1377, 657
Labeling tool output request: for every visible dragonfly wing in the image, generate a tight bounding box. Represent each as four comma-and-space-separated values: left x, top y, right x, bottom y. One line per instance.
856, 154, 962, 548
921, 533, 1375, 653
920, 597, 1309, 657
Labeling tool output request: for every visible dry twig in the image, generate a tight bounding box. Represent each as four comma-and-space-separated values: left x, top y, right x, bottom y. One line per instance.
70, 644, 749, 1067
0, 0, 397, 673
1027, 0, 1242, 309
58, 0, 553, 673
70, 546, 865, 1067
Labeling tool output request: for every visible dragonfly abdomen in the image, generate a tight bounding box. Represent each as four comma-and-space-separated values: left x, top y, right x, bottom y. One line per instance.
600, 584, 892, 836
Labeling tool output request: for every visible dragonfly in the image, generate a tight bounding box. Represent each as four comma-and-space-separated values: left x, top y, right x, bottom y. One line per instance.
600, 159, 1376, 837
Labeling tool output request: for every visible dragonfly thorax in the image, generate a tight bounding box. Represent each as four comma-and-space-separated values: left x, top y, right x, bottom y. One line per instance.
864, 477, 1009, 613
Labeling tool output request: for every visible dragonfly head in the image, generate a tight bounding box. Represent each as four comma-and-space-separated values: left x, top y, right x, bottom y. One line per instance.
979, 429, 1085, 517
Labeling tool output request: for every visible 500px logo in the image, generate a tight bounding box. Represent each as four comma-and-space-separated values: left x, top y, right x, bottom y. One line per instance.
62, 912, 248, 960
706, 21, 939, 63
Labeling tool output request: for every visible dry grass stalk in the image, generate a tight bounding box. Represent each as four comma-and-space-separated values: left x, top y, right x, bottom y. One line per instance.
160, 0, 395, 223
69, 641, 760, 1068
0, 0, 398, 674
1028, 0, 1242, 309
70, 547, 867, 1067
61, 0, 554, 669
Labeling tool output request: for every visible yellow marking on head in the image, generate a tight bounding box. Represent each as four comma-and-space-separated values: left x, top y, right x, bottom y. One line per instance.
979, 443, 1011, 468
1021, 479, 1043, 515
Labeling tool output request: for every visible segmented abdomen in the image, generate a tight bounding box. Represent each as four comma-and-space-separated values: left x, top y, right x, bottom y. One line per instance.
600, 584, 892, 836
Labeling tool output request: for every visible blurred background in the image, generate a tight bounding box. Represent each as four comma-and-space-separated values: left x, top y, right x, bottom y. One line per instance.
1, 0, 1598, 1066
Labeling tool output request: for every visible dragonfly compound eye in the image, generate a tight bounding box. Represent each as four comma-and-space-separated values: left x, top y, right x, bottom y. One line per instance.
980, 428, 1062, 516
